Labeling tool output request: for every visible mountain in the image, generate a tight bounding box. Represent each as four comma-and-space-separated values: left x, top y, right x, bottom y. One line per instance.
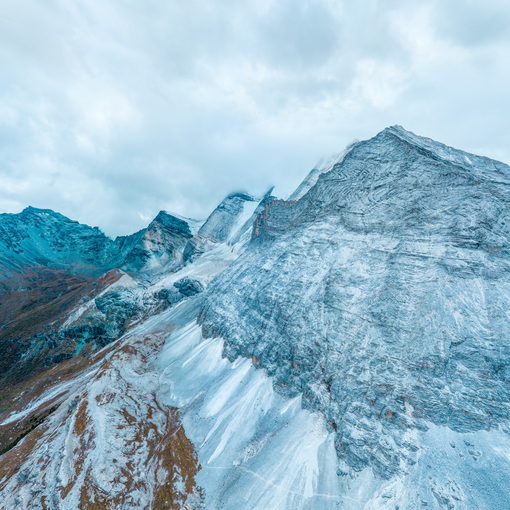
0, 206, 202, 277
0, 126, 509, 510
0, 207, 118, 276
200, 125, 510, 478
183, 192, 258, 262
0, 189, 269, 406
116, 211, 197, 273
0, 206, 205, 393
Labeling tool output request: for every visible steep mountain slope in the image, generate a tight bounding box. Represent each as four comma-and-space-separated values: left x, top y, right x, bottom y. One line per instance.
0, 207, 202, 277
183, 192, 260, 262
1, 126, 509, 509
0, 207, 118, 276
116, 211, 199, 274
201, 127, 510, 477
0, 206, 201, 398
198, 126, 510, 504
0, 307, 204, 509
0, 268, 125, 390
0, 208, 200, 444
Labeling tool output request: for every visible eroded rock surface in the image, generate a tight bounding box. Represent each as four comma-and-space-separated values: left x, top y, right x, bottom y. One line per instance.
199, 126, 510, 478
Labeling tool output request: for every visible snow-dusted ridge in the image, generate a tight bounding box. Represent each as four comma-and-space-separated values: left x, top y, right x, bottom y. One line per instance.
199, 126, 510, 504
1, 126, 509, 509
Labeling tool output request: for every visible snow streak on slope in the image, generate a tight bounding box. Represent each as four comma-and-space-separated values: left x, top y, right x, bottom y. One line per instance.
2, 126, 510, 510
157, 306, 342, 510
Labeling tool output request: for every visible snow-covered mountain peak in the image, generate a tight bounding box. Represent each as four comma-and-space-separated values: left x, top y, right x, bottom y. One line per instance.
200, 126, 510, 488
1, 127, 510, 510
182, 190, 273, 262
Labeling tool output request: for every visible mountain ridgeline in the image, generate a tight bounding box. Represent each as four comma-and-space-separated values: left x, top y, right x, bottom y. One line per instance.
199, 125, 510, 481
0, 126, 509, 510
0, 207, 195, 277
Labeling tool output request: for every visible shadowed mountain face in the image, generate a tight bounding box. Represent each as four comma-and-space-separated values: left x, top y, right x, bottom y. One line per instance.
0, 207, 197, 278
116, 211, 196, 273
0, 207, 118, 276
1, 126, 510, 509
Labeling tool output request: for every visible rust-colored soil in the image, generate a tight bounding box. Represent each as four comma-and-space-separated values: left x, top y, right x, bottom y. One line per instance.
0, 329, 204, 509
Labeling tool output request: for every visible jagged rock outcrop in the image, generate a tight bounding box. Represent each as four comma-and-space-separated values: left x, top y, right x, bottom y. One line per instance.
116, 211, 196, 273
183, 192, 258, 262
2, 126, 510, 509
173, 277, 204, 297
157, 277, 204, 306
199, 125, 510, 478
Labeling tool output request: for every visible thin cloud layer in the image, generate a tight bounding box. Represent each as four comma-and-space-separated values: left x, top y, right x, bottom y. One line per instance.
0, 0, 509, 236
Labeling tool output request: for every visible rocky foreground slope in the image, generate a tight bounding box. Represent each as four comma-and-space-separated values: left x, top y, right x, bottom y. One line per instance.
0, 126, 509, 509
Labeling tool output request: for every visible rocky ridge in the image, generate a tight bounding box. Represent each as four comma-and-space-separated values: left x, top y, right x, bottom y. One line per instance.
199, 125, 510, 477
1, 126, 509, 509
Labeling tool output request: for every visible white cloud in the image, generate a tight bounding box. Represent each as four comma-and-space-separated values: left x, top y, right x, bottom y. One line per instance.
350, 59, 409, 109
0, 0, 508, 236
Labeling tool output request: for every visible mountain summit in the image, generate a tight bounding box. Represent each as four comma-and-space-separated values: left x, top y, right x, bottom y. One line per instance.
201, 125, 510, 482
0, 127, 509, 510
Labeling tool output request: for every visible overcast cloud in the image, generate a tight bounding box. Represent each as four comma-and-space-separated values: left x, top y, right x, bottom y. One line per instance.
1, 0, 509, 236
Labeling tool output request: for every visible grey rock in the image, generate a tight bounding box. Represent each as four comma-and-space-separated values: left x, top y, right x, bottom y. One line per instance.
174, 277, 204, 297
166, 290, 185, 305
199, 125, 510, 478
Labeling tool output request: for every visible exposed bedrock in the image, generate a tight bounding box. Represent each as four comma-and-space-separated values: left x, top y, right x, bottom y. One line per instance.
199, 126, 510, 478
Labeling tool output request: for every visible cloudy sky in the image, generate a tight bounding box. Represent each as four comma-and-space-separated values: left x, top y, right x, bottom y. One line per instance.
1, 0, 509, 236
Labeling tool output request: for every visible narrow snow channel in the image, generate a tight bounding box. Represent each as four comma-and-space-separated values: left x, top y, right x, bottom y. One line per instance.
156, 301, 343, 510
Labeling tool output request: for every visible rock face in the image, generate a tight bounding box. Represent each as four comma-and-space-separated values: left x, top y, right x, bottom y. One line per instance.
183, 192, 258, 262
288, 149, 353, 201
0, 207, 118, 276
199, 125, 510, 477
1, 125, 510, 509
116, 211, 195, 273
